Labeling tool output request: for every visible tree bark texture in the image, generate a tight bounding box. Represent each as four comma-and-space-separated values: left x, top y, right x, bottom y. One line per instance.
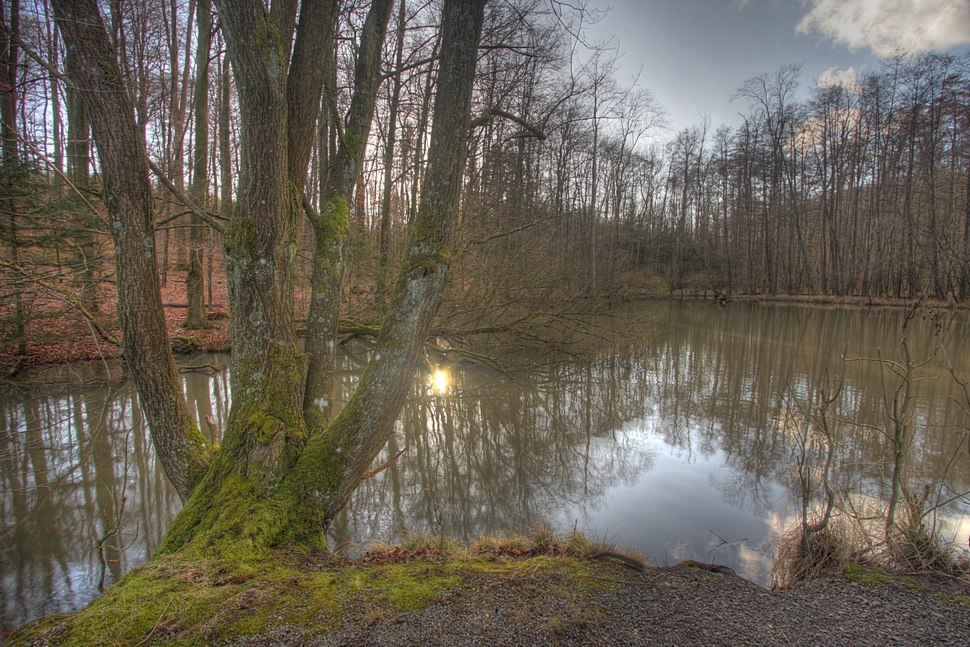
184, 0, 212, 329
303, 0, 393, 432
283, 0, 486, 541
50, 0, 212, 501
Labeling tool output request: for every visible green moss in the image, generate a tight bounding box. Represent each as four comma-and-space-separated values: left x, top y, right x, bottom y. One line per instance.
253, 12, 286, 72
904, 579, 926, 592
842, 563, 895, 586
224, 215, 260, 259
937, 594, 970, 606
343, 128, 364, 164
171, 336, 204, 354
402, 203, 451, 275
316, 192, 350, 243
339, 563, 460, 613
840, 563, 935, 592
6, 540, 629, 646
6, 556, 241, 646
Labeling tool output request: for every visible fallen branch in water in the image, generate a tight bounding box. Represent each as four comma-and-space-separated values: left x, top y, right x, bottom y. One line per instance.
178, 364, 221, 374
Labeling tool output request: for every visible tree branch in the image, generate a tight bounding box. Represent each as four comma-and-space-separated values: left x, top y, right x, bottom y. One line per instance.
148, 159, 227, 233
470, 214, 557, 244
362, 447, 406, 479
470, 107, 547, 140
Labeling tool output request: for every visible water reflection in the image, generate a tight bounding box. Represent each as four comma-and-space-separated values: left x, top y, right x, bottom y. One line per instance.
2, 302, 969, 634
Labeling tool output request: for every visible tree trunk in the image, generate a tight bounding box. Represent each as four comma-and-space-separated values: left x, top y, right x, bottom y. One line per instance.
1, 0, 25, 357
51, 0, 212, 501
283, 0, 486, 539
303, 0, 393, 431
184, 0, 212, 329
375, 1, 406, 305
64, 26, 101, 312
219, 51, 233, 221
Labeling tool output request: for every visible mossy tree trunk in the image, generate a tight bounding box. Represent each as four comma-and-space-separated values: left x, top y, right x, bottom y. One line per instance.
284, 0, 486, 538
53, 0, 486, 558
303, 0, 394, 431
51, 0, 213, 500
186, 0, 337, 536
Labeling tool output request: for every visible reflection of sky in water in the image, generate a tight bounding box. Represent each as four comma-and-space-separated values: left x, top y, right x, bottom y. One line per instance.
3, 302, 970, 635
554, 423, 788, 583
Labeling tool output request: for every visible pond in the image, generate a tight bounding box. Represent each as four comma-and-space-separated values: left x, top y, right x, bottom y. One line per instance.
2, 301, 969, 634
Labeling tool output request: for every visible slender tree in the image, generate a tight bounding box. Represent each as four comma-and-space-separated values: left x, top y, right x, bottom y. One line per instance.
184, 0, 212, 329
51, 0, 212, 500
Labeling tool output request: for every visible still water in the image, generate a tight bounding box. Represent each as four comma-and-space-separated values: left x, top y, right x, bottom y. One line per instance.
2, 301, 969, 633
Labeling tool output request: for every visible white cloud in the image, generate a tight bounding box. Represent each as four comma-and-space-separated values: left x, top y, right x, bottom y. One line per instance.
817, 66, 859, 90
797, 0, 970, 56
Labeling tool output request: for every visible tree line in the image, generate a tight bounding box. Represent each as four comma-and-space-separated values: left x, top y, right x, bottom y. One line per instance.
658, 55, 970, 301
5, 5, 970, 360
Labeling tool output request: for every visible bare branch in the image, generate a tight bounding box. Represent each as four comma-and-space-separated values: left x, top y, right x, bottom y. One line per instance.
147, 159, 226, 233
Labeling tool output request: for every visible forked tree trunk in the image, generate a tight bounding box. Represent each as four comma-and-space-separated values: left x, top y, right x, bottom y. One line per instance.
53, 0, 485, 557
164, 0, 485, 553
283, 0, 486, 539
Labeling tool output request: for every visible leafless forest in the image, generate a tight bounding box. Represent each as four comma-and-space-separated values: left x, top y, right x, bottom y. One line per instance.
3, 0, 970, 360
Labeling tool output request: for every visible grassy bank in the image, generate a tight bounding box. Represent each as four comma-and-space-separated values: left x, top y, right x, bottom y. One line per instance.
7, 529, 970, 646
5, 532, 632, 646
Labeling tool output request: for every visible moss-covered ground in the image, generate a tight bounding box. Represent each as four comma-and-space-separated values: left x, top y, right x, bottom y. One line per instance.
6, 534, 628, 646
10, 532, 970, 646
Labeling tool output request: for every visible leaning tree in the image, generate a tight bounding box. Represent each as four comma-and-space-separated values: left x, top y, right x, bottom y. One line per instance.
51, 0, 487, 556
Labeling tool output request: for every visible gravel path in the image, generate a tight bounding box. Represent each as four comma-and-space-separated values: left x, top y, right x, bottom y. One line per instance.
224, 562, 970, 646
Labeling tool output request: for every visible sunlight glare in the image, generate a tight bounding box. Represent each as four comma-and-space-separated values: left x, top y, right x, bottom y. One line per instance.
432, 369, 449, 395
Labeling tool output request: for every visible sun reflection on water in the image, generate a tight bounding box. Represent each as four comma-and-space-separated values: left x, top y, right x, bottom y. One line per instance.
432, 369, 449, 395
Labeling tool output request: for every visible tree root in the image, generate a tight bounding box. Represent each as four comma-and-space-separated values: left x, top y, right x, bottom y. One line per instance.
591, 551, 646, 573
676, 559, 737, 576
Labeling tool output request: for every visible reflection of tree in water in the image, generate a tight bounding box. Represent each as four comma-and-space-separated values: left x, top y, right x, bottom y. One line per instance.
331, 356, 658, 546
639, 304, 970, 519
0, 359, 232, 633
331, 304, 970, 549
3, 304, 968, 628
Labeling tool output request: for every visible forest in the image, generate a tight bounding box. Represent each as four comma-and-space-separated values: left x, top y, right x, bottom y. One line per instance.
2, 0, 969, 372
2, 3, 970, 641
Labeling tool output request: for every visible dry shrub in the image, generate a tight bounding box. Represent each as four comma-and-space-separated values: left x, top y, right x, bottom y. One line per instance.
773, 495, 970, 589
771, 513, 864, 589
887, 492, 965, 576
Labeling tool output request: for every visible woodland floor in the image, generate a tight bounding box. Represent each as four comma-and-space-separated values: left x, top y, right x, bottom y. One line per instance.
1, 270, 234, 372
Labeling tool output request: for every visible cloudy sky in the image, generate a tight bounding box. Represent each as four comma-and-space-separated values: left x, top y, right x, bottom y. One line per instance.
582, 0, 970, 133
